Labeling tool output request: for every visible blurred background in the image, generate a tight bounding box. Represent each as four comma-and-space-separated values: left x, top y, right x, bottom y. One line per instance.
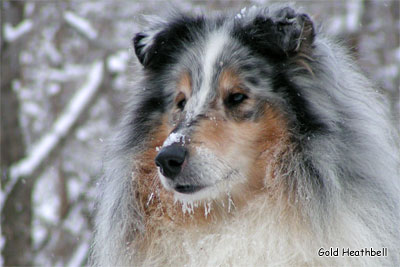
1, 0, 399, 266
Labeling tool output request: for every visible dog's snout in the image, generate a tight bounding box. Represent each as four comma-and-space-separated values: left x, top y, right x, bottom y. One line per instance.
155, 144, 187, 179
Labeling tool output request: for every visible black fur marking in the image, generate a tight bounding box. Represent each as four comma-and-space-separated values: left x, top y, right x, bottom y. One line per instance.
271, 70, 327, 134
133, 32, 148, 66
232, 7, 315, 62
125, 93, 165, 149
133, 16, 205, 71
245, 76, 260, 86
303, 158, 325, 191
241, 64, 256, 72
242, 110, 255, 120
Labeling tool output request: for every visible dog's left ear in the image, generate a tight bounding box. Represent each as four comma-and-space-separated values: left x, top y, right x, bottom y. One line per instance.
237, 7, 315, 59
269, 7, 315, 54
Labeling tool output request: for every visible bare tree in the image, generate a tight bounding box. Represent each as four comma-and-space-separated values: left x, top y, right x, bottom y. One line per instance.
1, 1, 34, 265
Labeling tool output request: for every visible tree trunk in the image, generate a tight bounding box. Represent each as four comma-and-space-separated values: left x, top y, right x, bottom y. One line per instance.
1, 2, 34, 265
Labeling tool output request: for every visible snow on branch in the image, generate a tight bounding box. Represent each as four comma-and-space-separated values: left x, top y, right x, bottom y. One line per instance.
3, 20, 33, 42
0, 61, 104, 212
327, 0, 363, 35
64, 11, 98, 40
67, 239, 90, 267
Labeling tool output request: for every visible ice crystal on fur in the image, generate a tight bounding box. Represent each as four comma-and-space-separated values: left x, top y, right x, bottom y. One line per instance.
146, 193, 154, 207
235, 7, 247, 19
227, 193, 236, 213
175, 199, 198, 215
204, 202, 212, 218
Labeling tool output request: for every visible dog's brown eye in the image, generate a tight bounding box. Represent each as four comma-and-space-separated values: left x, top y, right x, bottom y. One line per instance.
177, 98, 186, 110
226, 93, 248, 106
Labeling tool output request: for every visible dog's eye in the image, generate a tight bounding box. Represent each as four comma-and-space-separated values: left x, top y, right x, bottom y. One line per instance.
226, 93, 248, 106
177, 98, 186, 110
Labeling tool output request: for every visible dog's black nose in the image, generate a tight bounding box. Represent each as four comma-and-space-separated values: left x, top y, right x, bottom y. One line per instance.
155, 144, 187, 179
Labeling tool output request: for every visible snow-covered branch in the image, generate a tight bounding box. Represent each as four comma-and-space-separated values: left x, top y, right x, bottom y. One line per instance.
326, 0, 363, 35
67, 238, 90, 267
64, 11, 98, 40
3, 20, 33, 42
0, 61, 104, 212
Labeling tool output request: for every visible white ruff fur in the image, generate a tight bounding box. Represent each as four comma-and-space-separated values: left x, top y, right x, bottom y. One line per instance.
125, 194, 393, 267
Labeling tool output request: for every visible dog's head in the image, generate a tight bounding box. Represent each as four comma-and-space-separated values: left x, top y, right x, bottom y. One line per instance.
132, 6, 320, 205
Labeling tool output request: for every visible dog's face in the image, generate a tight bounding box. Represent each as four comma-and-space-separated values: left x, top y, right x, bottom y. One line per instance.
133, 7, 317, 206
154, 37, 289, 203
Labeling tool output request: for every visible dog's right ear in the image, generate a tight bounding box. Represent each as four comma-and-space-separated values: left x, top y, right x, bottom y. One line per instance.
133, 26, 164, 68
133, 32, 149, 66
133, 15, 205, 70
132, 16, 168, 68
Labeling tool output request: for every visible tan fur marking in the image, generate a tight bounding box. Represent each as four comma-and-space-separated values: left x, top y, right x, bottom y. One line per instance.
218, 68, 244, 98
192, 104, 289, 208
217, 68, 259, 120
177, 72, 192, 97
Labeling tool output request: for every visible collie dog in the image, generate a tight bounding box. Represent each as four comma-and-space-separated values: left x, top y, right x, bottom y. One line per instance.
90, 6, 400, 266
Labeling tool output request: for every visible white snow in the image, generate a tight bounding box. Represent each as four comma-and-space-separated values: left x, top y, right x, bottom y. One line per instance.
346, 0, 362, 33
327, 17, 344, 34
328, 1, 362, 34
107, 50, 130, 73
20, 51, 34, 64
76, 127, 90, 141
10, 61, 103, 179
32, 221, 47, 249
4, 20, 33, 42
67, 179, 82, 202
204, 202, 212, 218
378, 64, 398, 79
43, 41, 63, 65
0, 235, 4, 266
179, 200, 196, 215
394, 47, 400, 61
47, 83, 61, 96
33, 170, 61, 224
64, 206, 86, 235
67, 240, 90, 267
162, 132, 185, 147
235, 7, 247, 19
146, 193, 154, 206
47, 65, 87, 82
24, 2, 35, 17
64, 11, 98, 40
227, 192, 236, 213
23, 101, 42, 117
1, 61, 104, 212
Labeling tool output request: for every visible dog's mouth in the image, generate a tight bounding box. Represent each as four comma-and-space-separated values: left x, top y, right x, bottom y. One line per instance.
174, 184, 206, 194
